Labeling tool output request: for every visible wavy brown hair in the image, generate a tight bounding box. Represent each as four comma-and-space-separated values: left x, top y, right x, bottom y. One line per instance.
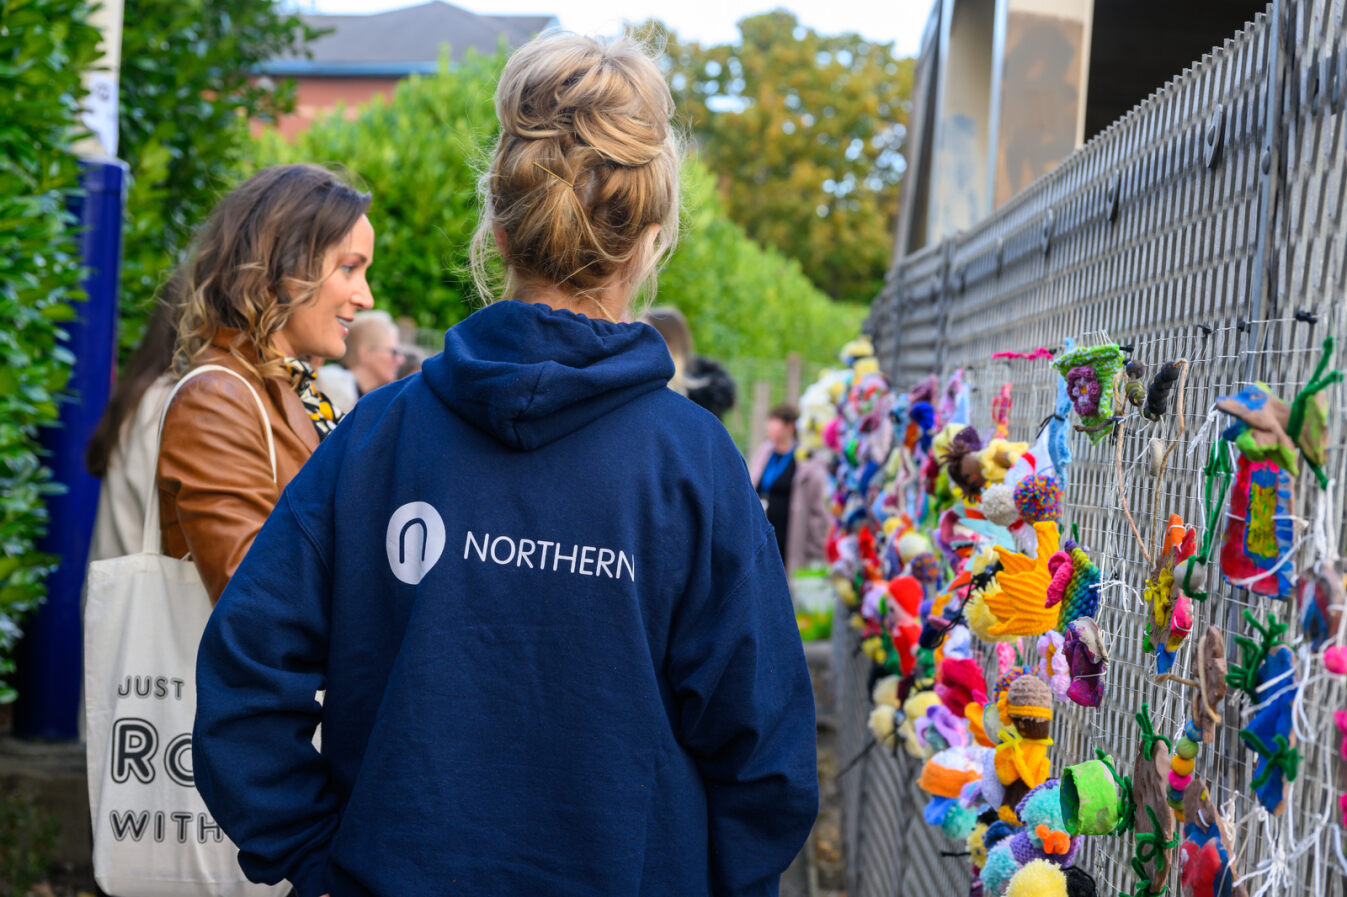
173, 164, 372, 378
471, 32, 681, 315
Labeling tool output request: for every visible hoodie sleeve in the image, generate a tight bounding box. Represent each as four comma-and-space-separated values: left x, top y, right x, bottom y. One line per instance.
192, 431, 343, 897
666, 440, 819, 897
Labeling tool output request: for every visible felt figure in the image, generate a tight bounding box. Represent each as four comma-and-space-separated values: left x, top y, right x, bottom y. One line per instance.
1226, 611, 1300, 814
1007, 859, 1067, 897
1037, 631, 1070, 700
1062, 617, 1107, 707
1191, 626, 1227, 745
1220, 456, 1295, 599
1131, 706, 1178, 897
980, 438, 1028, 486
1240, 642, 1298, 815
1053, 343, 1125, 444
992, 383, 1013, 440
1299, 561, 1345, 650
1217, 384, 1299, 474
995, 676, 1053, 822
1178, 778, 1248, 897
1285, 337, 1341, 485
946, 426, 988, 498
1144, 515, 1198, 673
985, 523, 1064, 637
1061, 755, 1123, 835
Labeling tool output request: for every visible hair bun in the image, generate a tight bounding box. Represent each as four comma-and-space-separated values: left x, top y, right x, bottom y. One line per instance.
496, 34, 672, 167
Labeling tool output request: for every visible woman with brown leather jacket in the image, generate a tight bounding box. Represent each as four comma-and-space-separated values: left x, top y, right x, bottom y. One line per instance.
157, 164, 375, 602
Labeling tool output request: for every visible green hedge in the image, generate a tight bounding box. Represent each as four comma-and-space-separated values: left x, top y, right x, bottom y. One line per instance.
0, 0, 102, 701
116, 0, 318, 356
256, 51, 863, 364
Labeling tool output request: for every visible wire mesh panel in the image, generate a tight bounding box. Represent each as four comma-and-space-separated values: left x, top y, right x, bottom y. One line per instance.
840, 0, 1347, 894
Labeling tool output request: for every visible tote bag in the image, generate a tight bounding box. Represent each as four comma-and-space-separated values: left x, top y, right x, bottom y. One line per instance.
85, 365, 290, 897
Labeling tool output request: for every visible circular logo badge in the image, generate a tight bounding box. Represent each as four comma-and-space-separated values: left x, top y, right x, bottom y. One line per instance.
386, 501, 446, 585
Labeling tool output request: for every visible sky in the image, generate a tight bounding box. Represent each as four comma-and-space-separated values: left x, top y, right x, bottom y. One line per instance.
303, 0, 933, 56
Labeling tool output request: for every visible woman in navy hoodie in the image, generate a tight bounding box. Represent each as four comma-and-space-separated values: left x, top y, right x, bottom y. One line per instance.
193, 32, 818, 897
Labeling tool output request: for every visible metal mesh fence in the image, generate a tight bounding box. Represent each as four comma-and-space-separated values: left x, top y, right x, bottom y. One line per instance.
842, 1, 1347, 894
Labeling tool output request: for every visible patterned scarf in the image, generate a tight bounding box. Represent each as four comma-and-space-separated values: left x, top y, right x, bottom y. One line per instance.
283, 358, 342, 441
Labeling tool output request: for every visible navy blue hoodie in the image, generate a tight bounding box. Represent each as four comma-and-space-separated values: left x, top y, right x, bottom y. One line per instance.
193, 300, 818, 897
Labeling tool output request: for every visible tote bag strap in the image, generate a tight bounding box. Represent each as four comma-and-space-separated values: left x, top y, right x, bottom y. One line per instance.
140, 364, 279, 555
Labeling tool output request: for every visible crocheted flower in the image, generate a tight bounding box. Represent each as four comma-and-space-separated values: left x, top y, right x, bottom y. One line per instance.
1065, 365, 1102, 416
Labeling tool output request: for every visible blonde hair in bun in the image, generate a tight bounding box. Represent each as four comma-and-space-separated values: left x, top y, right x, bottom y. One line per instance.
470, 32, 682, 312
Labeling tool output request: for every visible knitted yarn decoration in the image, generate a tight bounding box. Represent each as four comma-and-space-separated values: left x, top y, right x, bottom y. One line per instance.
1053, 344, 1125, 445
1013, 473, 1064, 524
1055, 540, 1101, 633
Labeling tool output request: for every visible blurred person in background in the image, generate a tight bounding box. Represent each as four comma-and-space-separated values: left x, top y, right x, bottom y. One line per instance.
396, 344, 426, 379
640, 305, 737, 419
315, 309, 402, 413
85, 285, 182, 561
748, 403, 830, 575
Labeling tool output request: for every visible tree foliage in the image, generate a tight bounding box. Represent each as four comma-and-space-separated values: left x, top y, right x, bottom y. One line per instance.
117, 0, 319, 354
255, 50, 862, 363
650, 11, 914, 304
0, 0, 102, 700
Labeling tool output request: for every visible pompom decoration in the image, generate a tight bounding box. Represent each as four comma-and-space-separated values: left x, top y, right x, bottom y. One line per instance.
910, 551, 941, 583
980, 482, 1020, 527
1013, 473, 1064, 524
941, 800, 980, 839
980, 842, 1022, 897
1006, 860, 1067, 897
868, 704, 898, 749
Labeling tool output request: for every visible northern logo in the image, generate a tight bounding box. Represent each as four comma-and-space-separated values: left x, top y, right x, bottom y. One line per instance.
386, 502, 446, 584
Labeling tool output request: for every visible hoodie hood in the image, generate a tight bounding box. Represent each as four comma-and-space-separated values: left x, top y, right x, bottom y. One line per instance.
422, 300, 675, 450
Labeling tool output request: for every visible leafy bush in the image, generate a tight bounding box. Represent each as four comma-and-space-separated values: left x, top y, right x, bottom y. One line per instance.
0, 0, 102, 701
116, 0, 319, 355
254, 50, 502, 332
255, 51, 862, 364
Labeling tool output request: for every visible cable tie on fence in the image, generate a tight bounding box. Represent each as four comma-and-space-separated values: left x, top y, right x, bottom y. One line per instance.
1199, 323, 1215, 337
1295, 309, 1320, 325
837, 739, 878, 778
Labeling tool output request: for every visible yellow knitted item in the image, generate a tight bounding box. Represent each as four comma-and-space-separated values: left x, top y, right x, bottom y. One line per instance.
985, 522, 1063, 636
1006, 859, 1067, 897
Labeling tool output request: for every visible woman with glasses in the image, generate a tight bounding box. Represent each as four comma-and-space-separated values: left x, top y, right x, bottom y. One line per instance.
315, 309, 404, 413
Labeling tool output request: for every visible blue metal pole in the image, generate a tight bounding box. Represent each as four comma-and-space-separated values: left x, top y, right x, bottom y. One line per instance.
12, 159, 128, 741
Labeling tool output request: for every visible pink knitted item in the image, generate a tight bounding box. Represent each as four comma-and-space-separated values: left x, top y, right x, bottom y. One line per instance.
1044, 552, 1073, 609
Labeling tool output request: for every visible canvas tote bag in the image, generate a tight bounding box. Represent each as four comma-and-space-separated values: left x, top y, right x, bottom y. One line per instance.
85, 364, 290, 897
